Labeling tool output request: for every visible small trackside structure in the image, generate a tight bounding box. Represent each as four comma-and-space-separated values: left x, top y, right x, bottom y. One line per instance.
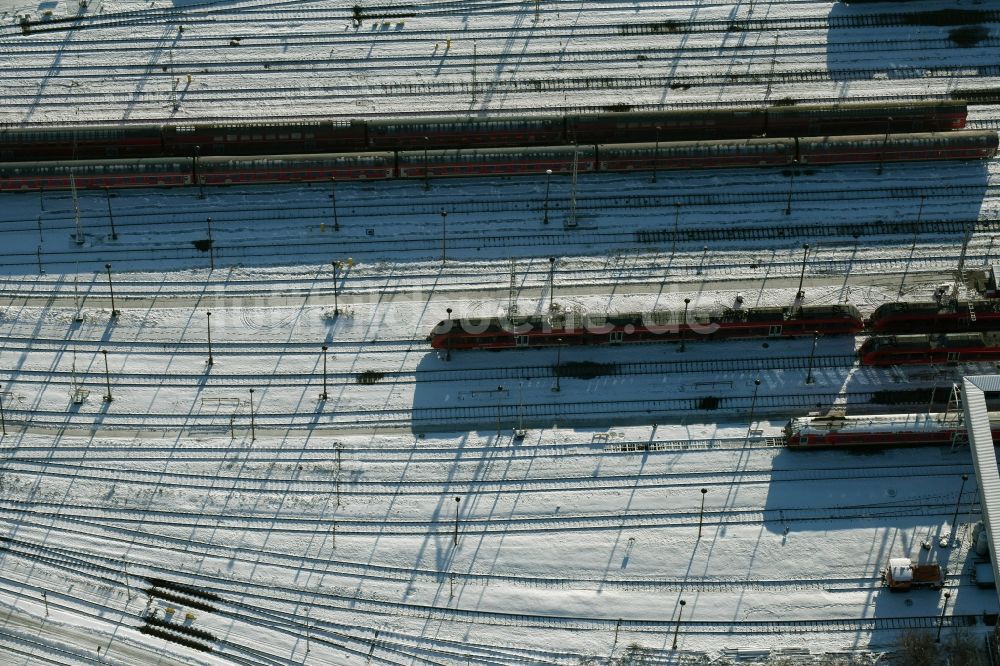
884, 558, 943, 592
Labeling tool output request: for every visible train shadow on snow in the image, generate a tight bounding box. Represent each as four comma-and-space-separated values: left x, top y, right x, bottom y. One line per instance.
826, 3, 996, 81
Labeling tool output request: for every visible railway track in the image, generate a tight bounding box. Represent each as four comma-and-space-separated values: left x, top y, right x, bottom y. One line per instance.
0, 433, 787, 462
3, 91, 992, 128
0, 241, 980, 307
0, 546, 895, 666
0, 524, 978, 636
0, 532, 967, 601
27, 181, 997, 231
13, 5, 1000, 37
6, 37, 996, 80
0, 388, 973, 434
0, 353, 860, 387
0, 490, 968, 537
8, 214, 993, 275
4, 62, 999, 111
0, 456, 971, 497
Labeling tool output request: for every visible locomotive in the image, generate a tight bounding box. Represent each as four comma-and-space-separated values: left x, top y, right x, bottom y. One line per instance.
0, 100, 968, 162
784, 413, 988, 447
1, 131, 994, 192
858, 332, 1000, 366
427, 304, 864, 351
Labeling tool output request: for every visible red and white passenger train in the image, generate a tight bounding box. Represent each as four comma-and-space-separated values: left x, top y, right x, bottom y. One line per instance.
858, 332, 1000, 366
427, 304, 864, 350
868, 300, 1000, 334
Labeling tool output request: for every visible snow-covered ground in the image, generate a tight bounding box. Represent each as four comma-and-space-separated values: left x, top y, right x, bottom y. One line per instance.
1, 0, 999, 663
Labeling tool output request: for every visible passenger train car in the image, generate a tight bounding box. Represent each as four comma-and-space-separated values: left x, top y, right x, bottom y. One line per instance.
0, 157, 193, 190
1, 130, 994, 192
784, 413, 989, 448
426, 304, 864, 350
0, 100, 968, 161
869, 300, 1000, 334
858, 332, 1000, 366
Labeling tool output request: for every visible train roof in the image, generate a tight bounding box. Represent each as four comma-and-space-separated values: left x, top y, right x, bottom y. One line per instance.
786, 412, 981, 434
0, 124, 164, 140
408, 145, 595, 159
0, 157, 191, 170
598, 137, 795, 151
167, 119, 360, 132
872, 300, 1000, 317
767, 99, 966, 115
431, 304, 861, 334
863, 332, 997, 348
196, 151, 395, 164
565, 108, 764, 123
368, 115, 564, 130
799, 130, 997, 146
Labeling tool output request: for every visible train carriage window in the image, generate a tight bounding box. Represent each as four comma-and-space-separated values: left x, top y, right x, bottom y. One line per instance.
947, 351, 961, 363
609, 331, 624, 344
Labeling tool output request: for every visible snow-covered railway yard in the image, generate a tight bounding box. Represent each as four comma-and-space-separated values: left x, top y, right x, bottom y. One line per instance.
2, 0, 1000, 663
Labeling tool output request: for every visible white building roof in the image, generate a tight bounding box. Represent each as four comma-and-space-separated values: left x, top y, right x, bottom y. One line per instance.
961, 376, 1000, 606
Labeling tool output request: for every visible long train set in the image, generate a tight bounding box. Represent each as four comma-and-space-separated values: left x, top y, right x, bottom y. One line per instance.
1, 99, 994, 191
1, 130, 995, 192
0, 100, 969, 160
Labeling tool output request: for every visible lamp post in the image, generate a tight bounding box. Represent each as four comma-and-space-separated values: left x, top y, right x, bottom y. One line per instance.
320, 345, 329, 401
496, 385, 504, 437
784, 167, 794, 216
951, 473, 970, 542
746, 378, 761, 442
651, 124, 662, 183
679, 297, 690, 352
104, 187, 118, 240
441, 210, 447, 264
101, 350, 112, 403
206, 311, 214, 366
548, 256, 556, 311
552, 338, 563, 392
697, 488, 707, 540
195, 145, 205, 198
249, 388, 256, 442
543, 169, 552, 224
453, 496, 461, 545
671, 202, 681, 256
796, 243, 809, 300
898, 196, 924, 297
206, 216, 214, 270
445, 308, 453, 361
331, 261, 341, 315
423, 136, 430, 190
936, 591, 951, 643
0, 384, 7, 436
105, 263, 119, 317
805, 330, 818, 384
330, 177, 340, 232
878, 116, 893, 176
671, 599, 686, 650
